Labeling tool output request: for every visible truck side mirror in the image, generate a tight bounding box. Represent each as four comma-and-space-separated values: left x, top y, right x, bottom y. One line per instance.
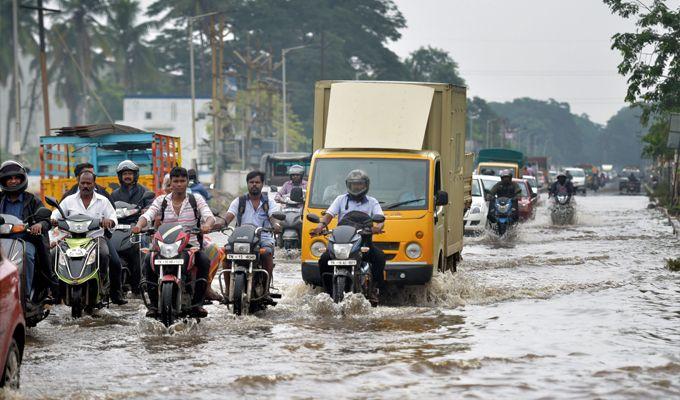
269, 185, 278, 193
290, 187, 304, 203
306, 213, 320, 223
435, 190, 449, 206
531, 192, 538, 198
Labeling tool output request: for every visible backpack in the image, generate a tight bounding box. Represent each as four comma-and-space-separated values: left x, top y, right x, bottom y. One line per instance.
160, 193, 203, 248
236, 193, 269, 227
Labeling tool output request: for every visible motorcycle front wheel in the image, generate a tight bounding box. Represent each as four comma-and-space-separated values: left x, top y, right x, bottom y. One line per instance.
332, 275, 347, 303
160, 282, 175, 327
71, 286, 83, 319
232, 273, 247, 316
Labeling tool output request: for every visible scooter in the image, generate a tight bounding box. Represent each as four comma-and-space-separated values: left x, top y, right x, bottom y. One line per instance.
306, 212, 385, 306
45, 196, 108, 318
489, 195, 516, 237
276, 187, 305, 250
111, 201, 143, 294
0, 207, 53, 327
219, 212, 286, 316
550, 193, 575, 225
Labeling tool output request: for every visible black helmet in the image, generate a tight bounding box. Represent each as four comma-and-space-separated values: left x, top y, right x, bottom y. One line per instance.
0, 160, 28, 193
345, 169, 369, 200
116, 160, 139, 184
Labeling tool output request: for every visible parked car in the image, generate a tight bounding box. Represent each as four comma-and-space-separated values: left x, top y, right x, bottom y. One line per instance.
565, 167, 587, 194
0, 250, 25, 389
515, 178, 538, 220
464, 176, 489, 235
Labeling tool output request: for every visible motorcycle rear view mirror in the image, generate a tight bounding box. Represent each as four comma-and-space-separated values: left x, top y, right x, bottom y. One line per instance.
371, 214, 386, 224
306, 213, 320, 223
142, 191, 155, 200
290, 187, 305, 203
269, 186, 278, 193
45, 196, 66, 218
271, 212, 286, 221
34, 207, 52, 221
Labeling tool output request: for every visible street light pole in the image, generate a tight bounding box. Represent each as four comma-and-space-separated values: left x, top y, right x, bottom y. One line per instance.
281, 45, 307, 153
188, 11, 219, 169
12, 0, 21, 155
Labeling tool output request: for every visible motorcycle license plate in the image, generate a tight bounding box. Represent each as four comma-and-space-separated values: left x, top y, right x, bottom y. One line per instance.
328, 259, 356, 266
154, 258, 184, 265
115, 224, 131, 230
65, 247, 87, 258
227, 254, 256, 260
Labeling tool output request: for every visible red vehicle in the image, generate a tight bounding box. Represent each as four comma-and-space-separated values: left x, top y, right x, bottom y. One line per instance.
514, 178, 537, 221
0, 251, 25, 389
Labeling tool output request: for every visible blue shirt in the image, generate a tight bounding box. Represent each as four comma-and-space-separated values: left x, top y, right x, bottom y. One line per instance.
327, 193, 383, 222
0, 193, 24, 219
226, 194, 280, 247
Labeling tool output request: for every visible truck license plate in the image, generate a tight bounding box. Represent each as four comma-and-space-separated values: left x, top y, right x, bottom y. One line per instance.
328, 259, 356, 266
154, 258, 184, 265
227, 254, 256, 260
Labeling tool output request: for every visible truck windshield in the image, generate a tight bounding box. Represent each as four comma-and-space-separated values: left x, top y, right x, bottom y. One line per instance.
478, 165, 512, 177
309, 158, 429, 210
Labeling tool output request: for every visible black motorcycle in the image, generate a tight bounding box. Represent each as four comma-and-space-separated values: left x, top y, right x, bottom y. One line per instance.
0, 208, 53, 326
488, 195, 516, 237
276, 187, 305, 250
220, 212, 285, 315
111, 200, 145, 294
306, 212, 385, 305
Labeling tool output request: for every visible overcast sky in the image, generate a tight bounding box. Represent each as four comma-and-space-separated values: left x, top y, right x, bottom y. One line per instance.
389, 0, 639, 124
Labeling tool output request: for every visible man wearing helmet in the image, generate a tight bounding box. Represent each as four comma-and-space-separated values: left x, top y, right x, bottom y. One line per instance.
311, 169, 386, 302
275, 164, 307, 204
486, 169, 522, 223
549, 172, 575, 199
0, 160, 53, 299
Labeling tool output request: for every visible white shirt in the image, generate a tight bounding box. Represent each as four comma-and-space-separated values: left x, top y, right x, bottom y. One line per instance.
326, 193, 383, 222
226, 194, 280, 246
52, 192, 117, 238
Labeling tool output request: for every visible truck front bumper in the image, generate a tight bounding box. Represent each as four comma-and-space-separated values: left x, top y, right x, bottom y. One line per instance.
301, 261, 434, 287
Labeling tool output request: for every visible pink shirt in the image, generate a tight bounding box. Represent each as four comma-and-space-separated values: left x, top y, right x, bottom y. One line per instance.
141, 193, 213, 245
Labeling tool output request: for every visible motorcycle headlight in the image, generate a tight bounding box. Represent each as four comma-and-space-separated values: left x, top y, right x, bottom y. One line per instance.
58, 251, 68, 267
470, 207, 481, 214
66, 220, 90, 234
405, 242, 422, 259
233, 243, 251, 254
498, 204, 510, 213
159, 241, 181, 258
332, 243, 353, 260
310, 241, 326, 258
0, 224, 13, 234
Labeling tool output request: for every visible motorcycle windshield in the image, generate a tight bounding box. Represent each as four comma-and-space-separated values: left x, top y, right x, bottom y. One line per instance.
330, 225, 360, 244
229, 225, 258, 244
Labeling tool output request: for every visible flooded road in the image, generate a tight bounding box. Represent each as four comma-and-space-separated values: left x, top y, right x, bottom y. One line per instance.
10, 192, 680, 399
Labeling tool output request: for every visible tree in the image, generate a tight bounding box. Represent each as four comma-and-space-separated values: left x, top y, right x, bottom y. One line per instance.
404, 46, 465, 85
604, 0, 680, 122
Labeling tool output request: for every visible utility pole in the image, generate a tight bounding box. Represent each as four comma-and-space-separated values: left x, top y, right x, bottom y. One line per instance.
21, 1, 60, 137
12, 0, 21, 155
281, 45, 307, 153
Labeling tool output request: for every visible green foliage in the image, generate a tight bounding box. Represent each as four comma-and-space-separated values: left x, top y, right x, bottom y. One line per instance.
598, 107, 644, 165
604, 0, 680, 122
404, 46, 465, 85
642, 117, 674, 161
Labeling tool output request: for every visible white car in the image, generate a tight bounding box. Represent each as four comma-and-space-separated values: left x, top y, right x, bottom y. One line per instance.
465, 176, 490, 234
564, 167, 587, 194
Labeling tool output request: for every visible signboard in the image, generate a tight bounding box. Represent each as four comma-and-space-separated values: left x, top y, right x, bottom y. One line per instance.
668, 113, 680, 149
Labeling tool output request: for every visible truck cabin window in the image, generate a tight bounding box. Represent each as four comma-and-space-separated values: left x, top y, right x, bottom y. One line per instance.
479, 166, 511, 177
309, 158, 429, 210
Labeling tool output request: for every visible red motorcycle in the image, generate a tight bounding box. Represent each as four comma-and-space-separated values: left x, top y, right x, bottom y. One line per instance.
142, 223, 203, 327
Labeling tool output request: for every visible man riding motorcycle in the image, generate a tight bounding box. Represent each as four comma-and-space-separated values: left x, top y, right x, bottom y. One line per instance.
549, 172, 575, 200
51, 171, 127, 304
132, 166, 216, 318
0, 161, 53, 300
111, 160, 153, 294
311, 169, 385, 303
274, 164, 307, 205
486, 169, 522, 224
221, 171, 281, 287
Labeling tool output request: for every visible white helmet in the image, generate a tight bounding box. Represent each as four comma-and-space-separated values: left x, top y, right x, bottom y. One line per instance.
288, 164, 304, 176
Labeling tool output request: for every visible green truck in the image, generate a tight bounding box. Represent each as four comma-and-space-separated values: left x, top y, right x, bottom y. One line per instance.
475, 148, 525, 178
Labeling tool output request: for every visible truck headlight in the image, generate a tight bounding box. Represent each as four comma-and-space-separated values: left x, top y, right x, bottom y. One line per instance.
310, 241, 326, 258
470, 207, 481, 214
405, 242, 422, 259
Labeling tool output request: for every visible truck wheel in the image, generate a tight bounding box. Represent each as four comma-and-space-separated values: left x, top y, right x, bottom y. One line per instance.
0, 339, 21, 389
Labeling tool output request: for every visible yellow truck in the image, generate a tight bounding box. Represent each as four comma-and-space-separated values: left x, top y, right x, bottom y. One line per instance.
300, 81, 468, 287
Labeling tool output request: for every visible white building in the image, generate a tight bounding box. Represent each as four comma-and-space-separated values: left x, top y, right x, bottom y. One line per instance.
116, 95, 213, 168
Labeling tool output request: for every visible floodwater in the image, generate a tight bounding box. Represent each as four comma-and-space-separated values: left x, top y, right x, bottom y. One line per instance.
7, 191, 680, 399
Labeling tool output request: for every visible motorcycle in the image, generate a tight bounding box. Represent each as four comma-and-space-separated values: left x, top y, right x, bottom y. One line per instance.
550, 193, 575, 225
111, 201, 144, 294
45, 196, 108, 318
0, 208, 53, 327
276, 187, 305, 250
626, 180, 640, 194
219, 212, 285, 316
306, 212, 385, 306
488, 196, 516, 236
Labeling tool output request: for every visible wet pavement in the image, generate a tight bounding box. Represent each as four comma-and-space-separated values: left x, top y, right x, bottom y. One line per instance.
6, 191, 680, 399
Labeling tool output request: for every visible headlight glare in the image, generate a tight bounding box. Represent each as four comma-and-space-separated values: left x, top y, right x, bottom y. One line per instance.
159, 241, 181, 258
233, 243, 251, 254
332, 244, 353, 260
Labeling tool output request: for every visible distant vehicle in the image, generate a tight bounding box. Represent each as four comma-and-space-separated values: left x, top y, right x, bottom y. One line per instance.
565, 167, 587, 194
515, 178, 537, 221
0, 251, 25, 389
476, 148, 525, 178
464, 176, 489, 235
260, 152, 311, 187
619, 167, 642, 192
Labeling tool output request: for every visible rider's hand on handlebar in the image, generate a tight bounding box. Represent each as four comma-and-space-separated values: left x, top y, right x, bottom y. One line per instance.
201, 225, 212, 234
30, 223, 43, 235
131, 225, 142, 234
101, 218, 115, 230
51, 219, 58, 227
371, 226, 383, 234
311, 223, 326, 236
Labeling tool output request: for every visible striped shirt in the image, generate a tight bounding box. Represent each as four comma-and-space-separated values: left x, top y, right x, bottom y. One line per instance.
141, 193, 213, 246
